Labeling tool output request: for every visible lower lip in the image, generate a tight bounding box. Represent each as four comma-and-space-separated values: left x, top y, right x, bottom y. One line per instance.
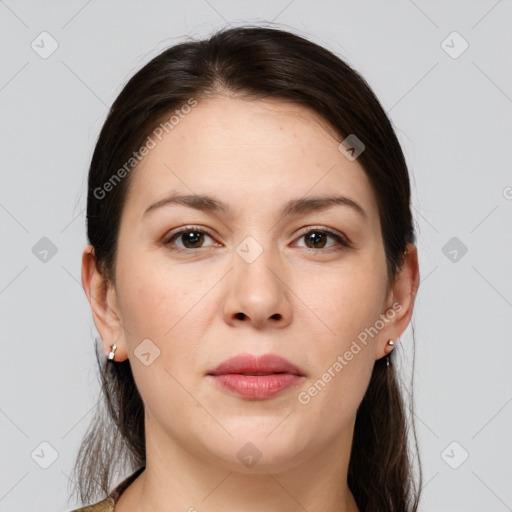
208, 373, 304, 399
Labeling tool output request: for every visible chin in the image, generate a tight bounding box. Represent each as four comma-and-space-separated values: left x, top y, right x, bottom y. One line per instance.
204, 431, 309, 475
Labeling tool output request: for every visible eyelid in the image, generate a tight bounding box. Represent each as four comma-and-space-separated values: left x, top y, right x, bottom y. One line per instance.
163, 225, 219, 250
163, 224, 353, 254
293, 225, 353, 249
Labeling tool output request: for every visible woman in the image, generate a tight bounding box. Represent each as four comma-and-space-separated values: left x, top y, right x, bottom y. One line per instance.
71, 25, 422, 512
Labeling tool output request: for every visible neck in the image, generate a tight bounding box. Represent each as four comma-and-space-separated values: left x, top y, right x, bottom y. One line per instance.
116, 416, 360, 512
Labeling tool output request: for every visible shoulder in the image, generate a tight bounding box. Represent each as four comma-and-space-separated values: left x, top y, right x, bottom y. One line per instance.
68, 497, 114, 512
68, 466, 145, 512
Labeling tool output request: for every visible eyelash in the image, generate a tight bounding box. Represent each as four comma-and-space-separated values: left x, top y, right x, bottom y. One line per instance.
162, 225, 353, 254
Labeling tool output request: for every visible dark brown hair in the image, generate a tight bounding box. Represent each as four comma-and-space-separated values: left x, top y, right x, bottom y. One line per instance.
72, 25, 422, 511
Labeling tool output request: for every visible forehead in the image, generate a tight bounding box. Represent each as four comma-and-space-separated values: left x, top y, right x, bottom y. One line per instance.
123, 95, 379, 223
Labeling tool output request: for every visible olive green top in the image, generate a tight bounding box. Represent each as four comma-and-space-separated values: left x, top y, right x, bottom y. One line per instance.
70, 466, 145, 511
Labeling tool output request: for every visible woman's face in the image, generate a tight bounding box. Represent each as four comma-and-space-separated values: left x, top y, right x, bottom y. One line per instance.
88, 95, 415, 473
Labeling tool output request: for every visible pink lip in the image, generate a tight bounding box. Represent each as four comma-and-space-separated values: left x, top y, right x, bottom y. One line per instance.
207, 353, 305, 400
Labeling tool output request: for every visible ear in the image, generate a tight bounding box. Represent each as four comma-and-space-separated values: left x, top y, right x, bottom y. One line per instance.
81, 244, 129, 362
376, 242, 420, 360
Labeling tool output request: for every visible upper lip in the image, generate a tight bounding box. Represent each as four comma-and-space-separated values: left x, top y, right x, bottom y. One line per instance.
207, 353, 304, 376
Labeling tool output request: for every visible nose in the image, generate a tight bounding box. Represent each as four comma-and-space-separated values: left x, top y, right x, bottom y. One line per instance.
222, 245, 293, 330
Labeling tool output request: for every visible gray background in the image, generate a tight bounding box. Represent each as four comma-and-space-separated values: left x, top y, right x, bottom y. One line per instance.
1, 1, 511, 511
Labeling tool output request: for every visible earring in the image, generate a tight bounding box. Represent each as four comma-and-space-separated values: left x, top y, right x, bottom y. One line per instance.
386, 339, 395, 367
108, 343, 117, 361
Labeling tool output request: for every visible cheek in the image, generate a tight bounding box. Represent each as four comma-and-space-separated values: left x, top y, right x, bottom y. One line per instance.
299, 261, 386, 342
116, 251, 205, 339
296, 261, 385, 404
115, 260, 209, 412
115, 255, 221, 388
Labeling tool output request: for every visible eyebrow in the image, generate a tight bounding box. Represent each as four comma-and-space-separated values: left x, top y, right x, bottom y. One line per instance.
142, 192, 367, 220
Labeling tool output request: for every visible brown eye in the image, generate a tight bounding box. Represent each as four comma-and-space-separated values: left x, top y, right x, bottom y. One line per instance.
179, 230, 205, 248
304, 231, 328, 249
164, 227, 216, 251
295, 228, 352, 251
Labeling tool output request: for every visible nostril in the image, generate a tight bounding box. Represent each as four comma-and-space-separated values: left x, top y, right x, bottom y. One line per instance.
236, 312, 246, 320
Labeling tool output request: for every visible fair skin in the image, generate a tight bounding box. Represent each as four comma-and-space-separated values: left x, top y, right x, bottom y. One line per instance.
82, 95, 419, 512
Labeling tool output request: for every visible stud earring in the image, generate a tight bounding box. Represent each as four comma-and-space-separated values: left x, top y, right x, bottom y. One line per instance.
386, 339, 395, 367
108, 343, 117, 361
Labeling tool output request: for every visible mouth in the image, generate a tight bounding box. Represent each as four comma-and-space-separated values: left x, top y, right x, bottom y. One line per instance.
237, 372, 285, 376
207, 353, 305, 400
207, 352, 304, 377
